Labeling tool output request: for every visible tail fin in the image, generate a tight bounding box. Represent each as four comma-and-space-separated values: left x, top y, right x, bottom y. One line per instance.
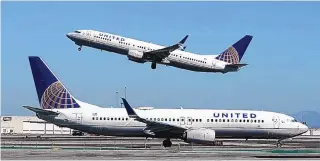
29, 56, 80, 109
215, 35, 253, 64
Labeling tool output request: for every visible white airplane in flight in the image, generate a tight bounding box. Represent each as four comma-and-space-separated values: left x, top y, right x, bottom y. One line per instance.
66, 30, 253, 73
25, 56, 308, 147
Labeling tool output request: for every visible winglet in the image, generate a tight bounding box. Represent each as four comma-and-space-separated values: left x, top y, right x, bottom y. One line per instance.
179, 35, 189, 44
121, 98, 138, 118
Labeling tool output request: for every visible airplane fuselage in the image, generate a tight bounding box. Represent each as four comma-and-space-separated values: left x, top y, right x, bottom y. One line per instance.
66, 30, 233, 73
40, 100, 308, 140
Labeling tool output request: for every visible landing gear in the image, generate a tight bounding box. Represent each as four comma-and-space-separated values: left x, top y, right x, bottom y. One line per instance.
78, 46, 82, 51
162, 138, 172, 148
276, 140, 282, 148
151, 62, 156, 69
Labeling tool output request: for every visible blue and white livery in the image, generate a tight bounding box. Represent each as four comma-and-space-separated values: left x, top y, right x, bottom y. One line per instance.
25, 56, 308, 147
66, 30, 252, 73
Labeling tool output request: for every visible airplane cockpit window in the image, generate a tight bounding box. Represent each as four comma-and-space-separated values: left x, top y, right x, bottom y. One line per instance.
74, 30, 81, 33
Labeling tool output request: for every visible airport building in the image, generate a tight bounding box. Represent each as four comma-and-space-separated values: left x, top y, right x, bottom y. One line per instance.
1, 115, 320, 136
1, 116, 72, 135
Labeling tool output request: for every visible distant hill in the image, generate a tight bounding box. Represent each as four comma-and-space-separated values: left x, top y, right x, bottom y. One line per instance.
292, 111, 320, 128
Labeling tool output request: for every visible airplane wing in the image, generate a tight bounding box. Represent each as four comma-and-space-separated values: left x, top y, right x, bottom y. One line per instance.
144, 35, 189, 60
121, 98, 187, 136
23, 105, 59, 116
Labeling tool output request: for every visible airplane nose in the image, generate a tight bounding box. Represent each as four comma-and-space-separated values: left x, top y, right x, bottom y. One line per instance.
66, 33, 72, 39
299, 123, 309, 134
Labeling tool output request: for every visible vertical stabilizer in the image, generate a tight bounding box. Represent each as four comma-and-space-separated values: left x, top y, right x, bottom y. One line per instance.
29, 56, 80, 109
215, 35, 253, 64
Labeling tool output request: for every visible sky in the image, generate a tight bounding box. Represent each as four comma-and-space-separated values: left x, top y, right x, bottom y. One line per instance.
2, 2, 320, 116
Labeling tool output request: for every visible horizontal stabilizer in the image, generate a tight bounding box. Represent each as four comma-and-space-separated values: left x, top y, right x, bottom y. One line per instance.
225, 63, 248, 69
23, 105, 59, 116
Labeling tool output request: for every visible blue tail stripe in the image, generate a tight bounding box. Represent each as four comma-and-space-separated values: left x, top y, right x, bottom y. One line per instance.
29, 56, 80, 109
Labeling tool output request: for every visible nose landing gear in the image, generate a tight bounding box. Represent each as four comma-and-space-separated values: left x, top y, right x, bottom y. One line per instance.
162, 138, 172, 148
78, 46, 82, 51
151, 62, 156, 69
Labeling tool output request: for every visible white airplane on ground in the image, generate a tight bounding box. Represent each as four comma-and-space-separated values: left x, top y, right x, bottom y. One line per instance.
25, 56, 308, 147
66, 30, 253, 73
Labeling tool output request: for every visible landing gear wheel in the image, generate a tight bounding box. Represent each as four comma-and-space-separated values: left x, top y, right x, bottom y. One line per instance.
276, 141, 282, 148
78, 46, 82, 51
162, 138, 172, 148
151, 62, 156, 69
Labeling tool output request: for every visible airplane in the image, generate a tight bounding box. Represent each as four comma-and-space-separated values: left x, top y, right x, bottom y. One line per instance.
66, 30, 253, 73
25, 56, 308, 147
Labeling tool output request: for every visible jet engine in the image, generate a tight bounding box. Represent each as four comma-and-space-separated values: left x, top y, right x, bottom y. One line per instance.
182, 128, 216, 144
127, 50, 146, 63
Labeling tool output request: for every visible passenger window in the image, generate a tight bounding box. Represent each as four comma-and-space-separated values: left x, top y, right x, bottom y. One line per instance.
211, 119, 214, 122
107, 117, 110, 120
258, 120, 260, 123
173, 119, 175, 121
250, 120, 253, 123
223, 119, 225, 122
227, 119, 230, 122
247, 120, 249, 122
96, 117, 98, 120
235, 119, 238, 122
157, 118, 160, 121
219, 119, 222, 122
262, 120, 264, 123
192, 119, 194, 122
169, 118, 172, 121
92, 117, 95, 120
104, 117, 106, 120
199, 119, 202, 122
177, 119, 179, 121
207, 119, 209, 122
111, 118, 113, 120
239, 120, 242, 122
231, 119, 234, 122
215, 119, 218, 122
165, 118, 167, 121
254, 120, 256, 123
122, 118, 124, 121
196, 119, 198, 122
126, 118, 129, 121
161, 118, 164, 121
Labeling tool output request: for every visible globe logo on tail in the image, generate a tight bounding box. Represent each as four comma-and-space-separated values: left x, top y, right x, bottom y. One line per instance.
216, 46, 239, 64
40, 81, 80, 109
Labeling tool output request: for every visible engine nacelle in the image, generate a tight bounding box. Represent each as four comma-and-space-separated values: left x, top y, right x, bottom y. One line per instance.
127, 50, 146, 63
183, 128, 216, 144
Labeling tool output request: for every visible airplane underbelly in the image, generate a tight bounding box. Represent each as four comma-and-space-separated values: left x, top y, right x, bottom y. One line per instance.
214, 128, 292, 139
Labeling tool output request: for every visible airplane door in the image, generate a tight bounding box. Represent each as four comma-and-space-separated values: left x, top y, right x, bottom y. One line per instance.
72, 113, 83, 124
272, 116, 280, 128
180, 117, 185, 125
187, 117, 192, 125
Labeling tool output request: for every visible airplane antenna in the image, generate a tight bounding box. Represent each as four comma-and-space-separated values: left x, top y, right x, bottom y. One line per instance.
180, 106, 183, 109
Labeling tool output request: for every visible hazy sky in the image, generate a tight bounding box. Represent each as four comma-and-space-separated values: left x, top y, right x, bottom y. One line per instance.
2, 2, 320, 116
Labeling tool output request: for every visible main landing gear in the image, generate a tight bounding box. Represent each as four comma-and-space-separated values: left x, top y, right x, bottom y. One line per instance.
151, 62, 157, 69
162, 138, 172, 148
276, 140, 282, 148
78, 46, 82, 51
